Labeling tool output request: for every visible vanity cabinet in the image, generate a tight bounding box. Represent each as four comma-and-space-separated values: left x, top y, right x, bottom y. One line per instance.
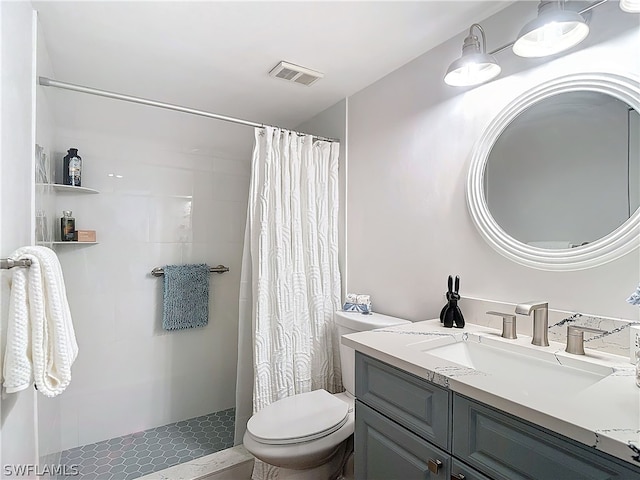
356, 401, 451, 479
354, 352, 640, 480
355, 353, 479, 479
355, 351, 449, 449
453, 395, 639, 480
450, 458, 492, 480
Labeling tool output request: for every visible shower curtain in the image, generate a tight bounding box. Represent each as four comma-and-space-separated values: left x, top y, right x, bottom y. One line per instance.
234, 126, 342, 452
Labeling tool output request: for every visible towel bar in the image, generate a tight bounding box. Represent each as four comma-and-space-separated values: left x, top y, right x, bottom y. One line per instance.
1, 258, 32, 270
151, 264, 229, 277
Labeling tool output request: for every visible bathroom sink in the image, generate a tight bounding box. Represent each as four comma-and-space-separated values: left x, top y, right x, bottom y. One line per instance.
422, 338, 612, 395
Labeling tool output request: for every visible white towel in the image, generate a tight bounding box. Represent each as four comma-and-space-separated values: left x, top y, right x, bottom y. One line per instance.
2, 246, 78, 397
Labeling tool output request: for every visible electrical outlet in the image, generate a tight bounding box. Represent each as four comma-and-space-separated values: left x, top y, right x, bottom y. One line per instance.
630, 325, 640, 364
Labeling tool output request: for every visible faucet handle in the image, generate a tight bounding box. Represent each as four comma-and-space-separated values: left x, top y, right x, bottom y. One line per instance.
565, 325, 606, 355
486, 311, 517, 339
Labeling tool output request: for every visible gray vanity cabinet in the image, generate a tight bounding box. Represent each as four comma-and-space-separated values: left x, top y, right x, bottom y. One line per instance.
354, 352, 450, 449
453, 395, 640, 480
451, 458, 492, 480
356, 401, 451, 479
355, 353, 462, 479
354, 352, 640, 480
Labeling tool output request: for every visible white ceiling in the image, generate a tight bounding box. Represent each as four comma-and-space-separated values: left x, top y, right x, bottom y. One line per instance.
33, 1, 512, 158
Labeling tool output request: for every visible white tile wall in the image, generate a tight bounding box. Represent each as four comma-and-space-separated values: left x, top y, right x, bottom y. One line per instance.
34, 13, 67, 461
46, 128, 250, 450
1, 0, 39, 468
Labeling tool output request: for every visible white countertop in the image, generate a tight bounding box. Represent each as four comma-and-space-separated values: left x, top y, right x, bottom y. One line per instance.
342, 318, 640, 467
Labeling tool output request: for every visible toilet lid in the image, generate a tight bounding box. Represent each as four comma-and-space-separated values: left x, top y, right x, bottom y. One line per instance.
247, 389, 349, 445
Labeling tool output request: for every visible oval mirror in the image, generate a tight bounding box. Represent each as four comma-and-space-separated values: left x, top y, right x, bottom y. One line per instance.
467, 73, 640, 270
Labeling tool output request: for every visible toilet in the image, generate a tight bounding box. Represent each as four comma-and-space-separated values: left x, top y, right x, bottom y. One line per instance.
243, 311, 410, 479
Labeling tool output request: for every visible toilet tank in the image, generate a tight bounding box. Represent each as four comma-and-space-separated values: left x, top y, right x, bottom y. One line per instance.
335, 311, 411, 395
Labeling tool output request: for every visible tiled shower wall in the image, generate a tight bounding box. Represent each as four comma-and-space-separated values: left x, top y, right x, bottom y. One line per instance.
38, 127, 251, 454
1, 1, 39, 468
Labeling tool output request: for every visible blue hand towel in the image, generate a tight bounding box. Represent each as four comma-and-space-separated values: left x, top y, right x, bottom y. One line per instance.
162, 264, 210, 331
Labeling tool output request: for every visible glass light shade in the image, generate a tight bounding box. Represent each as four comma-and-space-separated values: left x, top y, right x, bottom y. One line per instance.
444, 53, 501, 87
620, 0, 640, 12
513, 9, 589, 58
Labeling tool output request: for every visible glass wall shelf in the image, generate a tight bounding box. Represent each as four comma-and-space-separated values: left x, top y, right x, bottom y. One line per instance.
36, 183, 99, 194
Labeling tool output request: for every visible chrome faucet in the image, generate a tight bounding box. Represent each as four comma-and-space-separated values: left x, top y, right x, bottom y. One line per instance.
515, 301, 549, 347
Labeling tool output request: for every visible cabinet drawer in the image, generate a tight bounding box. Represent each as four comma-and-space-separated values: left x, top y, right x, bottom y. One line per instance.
453, 394, 640, 480
355, 400, 451, 480
451, 458, 491, 480
356, 352, 450, 450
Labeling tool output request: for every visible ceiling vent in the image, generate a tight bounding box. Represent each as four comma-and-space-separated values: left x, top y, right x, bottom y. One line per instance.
269, 61, 324, 87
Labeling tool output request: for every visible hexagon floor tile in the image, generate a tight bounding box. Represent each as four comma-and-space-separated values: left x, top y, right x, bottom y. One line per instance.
56, 408, 235, 480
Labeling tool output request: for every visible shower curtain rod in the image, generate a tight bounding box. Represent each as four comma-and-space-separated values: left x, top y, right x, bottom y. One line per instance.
38, 77, 339, 143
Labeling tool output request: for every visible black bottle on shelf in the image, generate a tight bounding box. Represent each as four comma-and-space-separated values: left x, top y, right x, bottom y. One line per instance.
63, 148, 82, 187
60, 210, 76, 241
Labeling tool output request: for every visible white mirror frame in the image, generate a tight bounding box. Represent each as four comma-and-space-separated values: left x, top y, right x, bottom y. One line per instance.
467, 72, 640, 271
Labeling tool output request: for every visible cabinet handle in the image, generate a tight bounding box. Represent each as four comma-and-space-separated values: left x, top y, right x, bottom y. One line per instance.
451, 474, 466, 480
428, 458, 443, 474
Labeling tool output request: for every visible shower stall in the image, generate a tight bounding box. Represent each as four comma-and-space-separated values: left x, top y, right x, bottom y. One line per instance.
35, 120, 251, 479
34, 131, 251, 479
33, 19, 253, 480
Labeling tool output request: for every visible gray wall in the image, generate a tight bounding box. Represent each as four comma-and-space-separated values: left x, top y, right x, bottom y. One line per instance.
346, 1, 640, 322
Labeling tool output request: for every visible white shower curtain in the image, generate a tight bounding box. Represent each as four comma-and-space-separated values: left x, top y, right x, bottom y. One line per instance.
234, 126, 342, 448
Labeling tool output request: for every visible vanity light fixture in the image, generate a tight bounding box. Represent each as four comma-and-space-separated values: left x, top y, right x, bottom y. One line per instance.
512, 0, 590, 58
444, 0, 628, 88
444, 24, 501, 87
619, 0, 640, 12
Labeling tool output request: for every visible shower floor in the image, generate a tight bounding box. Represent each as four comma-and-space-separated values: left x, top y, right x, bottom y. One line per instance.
57, 408, 235, 480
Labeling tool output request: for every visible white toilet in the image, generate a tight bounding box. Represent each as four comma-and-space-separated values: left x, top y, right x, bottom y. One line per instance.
243, 311, 410, 479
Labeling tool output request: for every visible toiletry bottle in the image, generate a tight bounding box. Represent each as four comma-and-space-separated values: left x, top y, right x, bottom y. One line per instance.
60, 210, 75, 241
636, 350, 640, 388
63, 148, 82, 187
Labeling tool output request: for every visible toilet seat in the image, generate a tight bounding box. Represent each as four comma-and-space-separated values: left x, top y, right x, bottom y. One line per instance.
246, 389, 349, 445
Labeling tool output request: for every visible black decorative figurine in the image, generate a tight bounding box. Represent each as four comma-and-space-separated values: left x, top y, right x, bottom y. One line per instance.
440, 275, 465, 328
439, 275, 453, 325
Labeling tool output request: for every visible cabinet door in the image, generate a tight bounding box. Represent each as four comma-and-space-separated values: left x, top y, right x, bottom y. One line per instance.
356, 352, 450, 450
453, 394, 640, 480
355, 400, 450, 480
